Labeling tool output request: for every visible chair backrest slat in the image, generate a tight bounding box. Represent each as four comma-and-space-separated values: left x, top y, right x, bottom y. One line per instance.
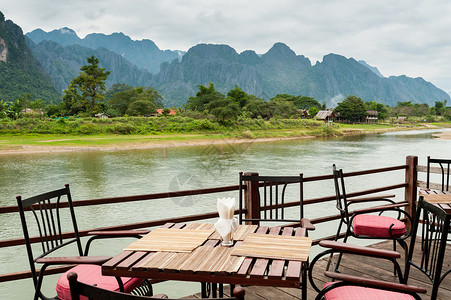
16, 184, 84, 287
239, 173, 304, 226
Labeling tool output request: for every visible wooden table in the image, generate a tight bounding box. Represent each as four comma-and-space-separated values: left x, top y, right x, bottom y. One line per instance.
419, 189, 451, 213
414, 190, 451, 300
102, 222, 312, 299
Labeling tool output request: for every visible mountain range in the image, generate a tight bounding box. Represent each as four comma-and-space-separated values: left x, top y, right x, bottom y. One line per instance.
0, 12, 59, 103
2, 11, 449, 108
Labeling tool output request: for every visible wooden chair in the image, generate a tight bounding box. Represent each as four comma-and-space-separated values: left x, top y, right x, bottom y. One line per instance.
17, 184, 151, 300
238, 172, 314, 231
310, 195, 450, 300
331, 165, 413, 276
238, 172, 314, 300
67, 272, 246, 300
426, 156, 451, 192
405, 195, 451, 299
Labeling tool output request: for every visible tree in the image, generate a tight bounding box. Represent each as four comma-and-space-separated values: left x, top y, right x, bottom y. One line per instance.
185, 83, 225, 112
0, 100, 8, 118
267, 98, 298, 118
244, 98, 271, 119
227, 86, 249, 108
365, 101, 388, 120
271, 94, 322, 110
207, 97, 240, 122
308, 106, 319, 117
62, 83, 84, 116
126, 100, 156, 116
105, 83, 132, 101
334, 95, 367, 122
434, 100, 445, 116
396, 101, 412, 107
65, 55, 110, 115
108, 86, 163, 116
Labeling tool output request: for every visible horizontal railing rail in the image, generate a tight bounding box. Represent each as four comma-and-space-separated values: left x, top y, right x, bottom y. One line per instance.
0, 185, 240, 214
0, 159, 415, 284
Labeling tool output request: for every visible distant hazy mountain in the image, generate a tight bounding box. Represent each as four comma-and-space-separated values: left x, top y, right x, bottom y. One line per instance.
358, 60, 384, 77
154, 43, 450, 107
26, 28, 184, 74
24, 25, 450, 108
0, 12, 59, 103
25, 38, 154, 93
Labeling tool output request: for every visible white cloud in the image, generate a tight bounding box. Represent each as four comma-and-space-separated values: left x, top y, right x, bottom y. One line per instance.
2, 0, 451, 95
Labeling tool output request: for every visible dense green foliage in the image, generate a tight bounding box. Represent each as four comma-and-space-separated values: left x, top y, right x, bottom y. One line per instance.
334, 95, 368, 122
108, 84, 163, 116
0, 115, 333, 136
185, 83, 311, 122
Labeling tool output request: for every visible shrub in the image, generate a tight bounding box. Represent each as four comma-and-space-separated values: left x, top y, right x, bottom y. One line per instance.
111, 123, 136, 134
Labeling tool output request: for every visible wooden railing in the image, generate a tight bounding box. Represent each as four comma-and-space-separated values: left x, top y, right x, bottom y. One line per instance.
0, 156, 419, 283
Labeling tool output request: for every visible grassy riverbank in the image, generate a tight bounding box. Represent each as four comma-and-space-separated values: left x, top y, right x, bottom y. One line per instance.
0, 115, 442, 154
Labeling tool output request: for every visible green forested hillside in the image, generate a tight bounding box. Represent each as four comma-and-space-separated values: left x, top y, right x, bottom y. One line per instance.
0, 12, 59, 103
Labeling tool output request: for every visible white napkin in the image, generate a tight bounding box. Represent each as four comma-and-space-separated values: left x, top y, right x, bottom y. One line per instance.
214, 197, 238, 238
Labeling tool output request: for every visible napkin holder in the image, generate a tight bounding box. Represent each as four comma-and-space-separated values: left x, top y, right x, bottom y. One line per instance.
215, 197, 238, 246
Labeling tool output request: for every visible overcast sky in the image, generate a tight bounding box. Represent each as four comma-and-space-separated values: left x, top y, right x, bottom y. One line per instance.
3, 0, 451, 96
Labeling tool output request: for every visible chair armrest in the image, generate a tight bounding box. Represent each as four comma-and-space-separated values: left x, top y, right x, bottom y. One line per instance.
87, 229, 150, 237
84, 229, 150, 256
324, 271, 427, 294
353, 201, 409, 214
36, 255, 111, 265
347, 194, 395, 203
319, 240, 401, 259
301, 218, 316, 231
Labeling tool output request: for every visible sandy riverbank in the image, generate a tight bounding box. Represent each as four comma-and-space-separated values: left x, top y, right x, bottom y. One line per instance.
0, 125, 446, 155
0, 135, 314, 155
433, 131, 451, 140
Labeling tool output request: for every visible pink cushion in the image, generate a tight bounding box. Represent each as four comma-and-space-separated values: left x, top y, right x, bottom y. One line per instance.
352, 214, 406, 238
56, 264, 143, 300
323, 282, 415, 300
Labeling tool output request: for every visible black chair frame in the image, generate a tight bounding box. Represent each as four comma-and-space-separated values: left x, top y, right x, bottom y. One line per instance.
309, 195, 451, 300
332, 165, 413, 276
308, 240, 405, 292
426, 156, 451, 192
405, 196, 451, 300
17, 184, 150, 300
67, 272, 246, 300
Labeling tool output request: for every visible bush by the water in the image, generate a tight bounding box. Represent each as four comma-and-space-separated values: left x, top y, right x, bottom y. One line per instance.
0, 115, 334, 136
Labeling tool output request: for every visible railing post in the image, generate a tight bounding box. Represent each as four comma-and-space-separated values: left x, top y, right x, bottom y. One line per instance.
405, 155, 418, 228
244, 172, 260, 225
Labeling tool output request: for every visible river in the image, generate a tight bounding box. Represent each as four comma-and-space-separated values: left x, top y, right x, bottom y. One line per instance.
1, 128, 451, 299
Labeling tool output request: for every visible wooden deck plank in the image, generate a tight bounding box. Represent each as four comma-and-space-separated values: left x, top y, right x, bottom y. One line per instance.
182, 239, 451, 300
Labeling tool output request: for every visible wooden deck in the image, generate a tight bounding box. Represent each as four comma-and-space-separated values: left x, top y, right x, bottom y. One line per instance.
183, 239, 451, 299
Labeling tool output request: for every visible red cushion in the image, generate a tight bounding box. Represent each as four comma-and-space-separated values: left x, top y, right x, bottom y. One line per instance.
56, 264, 143, 300
352, 214, 406, 238
323, 282, 415, 300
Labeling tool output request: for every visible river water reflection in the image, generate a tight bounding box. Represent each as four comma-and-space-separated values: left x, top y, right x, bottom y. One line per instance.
1, 128, 451, 298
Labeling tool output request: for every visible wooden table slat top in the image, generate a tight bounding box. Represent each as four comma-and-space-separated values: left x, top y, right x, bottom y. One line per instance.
124, 227, 215, 252
419, 189, 451, 213
231, 233, 312, 261
102, 222, 310, 288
